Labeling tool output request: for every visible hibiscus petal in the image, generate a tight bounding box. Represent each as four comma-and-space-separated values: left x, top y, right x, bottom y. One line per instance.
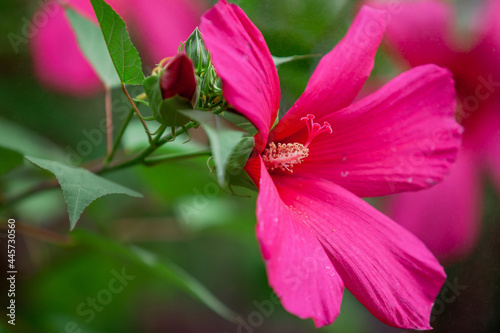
367, 0, 458, 69
200, 0, 280, 145
273, 174, 446, 329
387, 149, 482, 263
288, 64, 463, 197
30, 0, 102, 96
255, 156, 344, 327
271, 6, 387, 143
128, 0, 205, 68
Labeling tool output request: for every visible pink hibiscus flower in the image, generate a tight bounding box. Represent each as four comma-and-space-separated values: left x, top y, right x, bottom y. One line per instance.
366, 0, 500, 262
200, 0, 463, 329
30, 0, 206, 96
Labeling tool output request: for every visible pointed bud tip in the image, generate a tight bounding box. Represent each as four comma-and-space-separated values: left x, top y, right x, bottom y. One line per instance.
160, 54, 197, 101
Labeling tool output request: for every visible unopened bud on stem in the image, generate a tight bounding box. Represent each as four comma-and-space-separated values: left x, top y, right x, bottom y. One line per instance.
160, 54, 197, 102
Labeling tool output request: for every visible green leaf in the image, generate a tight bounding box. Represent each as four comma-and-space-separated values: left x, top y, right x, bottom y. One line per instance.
25, 156, 142, 230
73, 230, 237, 322
272, 54, 321, 67
0, 117, 65, 161
220, 111, 258, 136
158, 96, 192, 126
225, 137, 257, 191
180, 110, 247, 186
0, 146, 23, 175
227, 169, 258, 192
225, 137, 254, 176
90, 0, 144, 85
65, 8, 121, 88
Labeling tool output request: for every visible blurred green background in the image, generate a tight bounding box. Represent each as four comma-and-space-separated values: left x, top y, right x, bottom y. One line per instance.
0, 0, 499, 332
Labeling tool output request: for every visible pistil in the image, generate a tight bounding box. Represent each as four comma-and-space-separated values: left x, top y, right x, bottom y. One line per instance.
301, 114, 333, 148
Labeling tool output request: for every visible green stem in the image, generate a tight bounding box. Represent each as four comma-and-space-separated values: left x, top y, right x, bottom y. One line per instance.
121, 83, 152, 143
97, 123, 169, 175
4, 117, 205, 205
103, 107, 134, 167
144, 150, 211, 166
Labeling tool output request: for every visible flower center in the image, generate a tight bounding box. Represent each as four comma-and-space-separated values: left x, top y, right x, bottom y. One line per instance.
262, 114, 332, 173
262, 142, 309, 173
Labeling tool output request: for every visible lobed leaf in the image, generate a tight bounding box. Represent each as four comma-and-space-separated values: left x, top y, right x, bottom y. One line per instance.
25, 156, 142, 230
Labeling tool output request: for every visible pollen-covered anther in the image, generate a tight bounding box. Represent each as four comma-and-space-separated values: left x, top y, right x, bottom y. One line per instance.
301, 114, 333, 147
262, 142, 309, 173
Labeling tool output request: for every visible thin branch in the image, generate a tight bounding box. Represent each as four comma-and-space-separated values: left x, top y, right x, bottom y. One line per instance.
0, 222, 72, 246
103, 107, 134, 167
144, 150, 211, 166
121, 83, 152, 143
1, 179, 60, 208
2, 121, 200, 205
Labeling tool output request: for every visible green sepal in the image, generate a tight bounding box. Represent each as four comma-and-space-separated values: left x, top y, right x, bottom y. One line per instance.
143, 75, 193, 127
142, 74, 163, 120
185, 27, 211, 75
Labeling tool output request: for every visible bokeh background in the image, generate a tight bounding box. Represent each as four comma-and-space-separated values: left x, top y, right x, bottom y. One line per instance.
0, 0, 499, 332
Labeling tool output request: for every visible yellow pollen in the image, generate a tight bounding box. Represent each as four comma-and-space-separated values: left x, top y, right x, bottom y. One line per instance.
262, 142, 309, 173
262, 114, 332, 173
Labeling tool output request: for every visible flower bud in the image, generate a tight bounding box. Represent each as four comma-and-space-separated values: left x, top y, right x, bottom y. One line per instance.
160, 54, 197, 101
184, 27, 210, 74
